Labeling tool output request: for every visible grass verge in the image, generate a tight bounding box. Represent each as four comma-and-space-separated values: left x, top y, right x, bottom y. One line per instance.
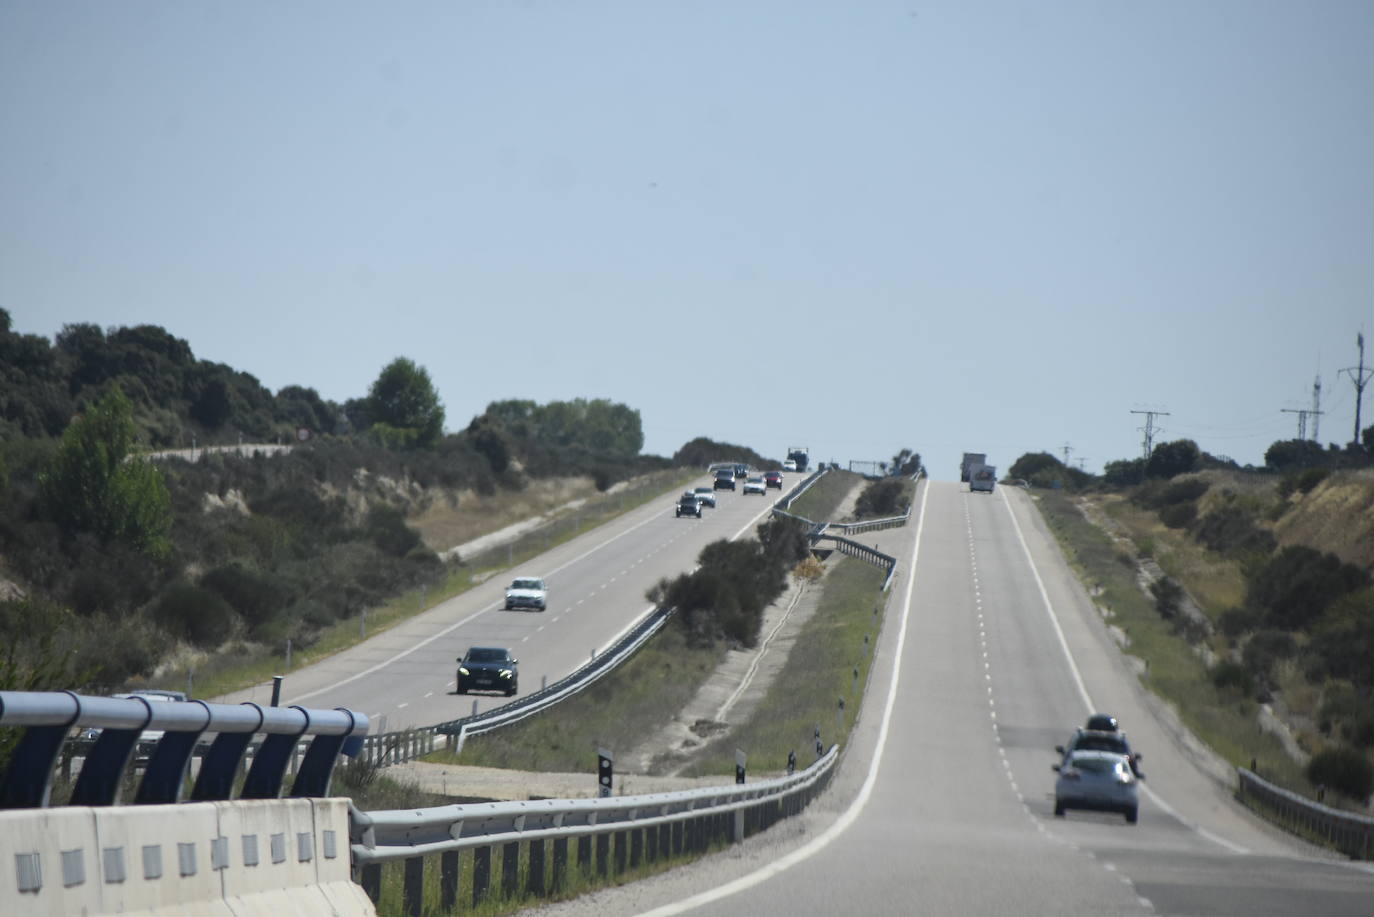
683, 555, 888, 775
786, 469, 863, 523
424, 623, 726, 773
1031, 489, 1311, 793
169, 469, 698, 702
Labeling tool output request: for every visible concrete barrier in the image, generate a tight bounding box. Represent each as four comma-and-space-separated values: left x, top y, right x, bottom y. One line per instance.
1, 799, 374, 916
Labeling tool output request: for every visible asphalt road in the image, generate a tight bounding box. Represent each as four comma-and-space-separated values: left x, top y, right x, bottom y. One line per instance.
218, 473, 787, 732
533, 479, 1374, 917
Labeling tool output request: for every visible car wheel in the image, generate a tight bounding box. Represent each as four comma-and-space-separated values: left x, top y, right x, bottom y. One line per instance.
457, 685, 467, 695
1053, 801, 1065, 817
1125, 806, 1138, 824
506, 685, 517, 697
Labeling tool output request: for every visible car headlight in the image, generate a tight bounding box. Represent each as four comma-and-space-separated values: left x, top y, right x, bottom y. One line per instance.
458, 666, 470, 675
500, 669, 513, 678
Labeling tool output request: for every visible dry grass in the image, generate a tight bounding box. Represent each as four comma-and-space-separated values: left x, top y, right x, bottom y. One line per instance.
1273, 468, 1374, 569
409, 476, 606, 553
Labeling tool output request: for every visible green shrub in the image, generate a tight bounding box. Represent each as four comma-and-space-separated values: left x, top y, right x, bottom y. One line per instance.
1159, 501, 1197, 529
1194, 505, 1276, 557
1277, 467, 1331, 500
1150, 577, 1184, 620
150, 582, 239, 648
1242, 629, 1296, 681
1306, 745, 1374, 802
1211, 660, 1254, 697
854, 478, 906, 518
200, 563, 290, 628
1250, 546, 1369, 631
1219, 606, 1262, 639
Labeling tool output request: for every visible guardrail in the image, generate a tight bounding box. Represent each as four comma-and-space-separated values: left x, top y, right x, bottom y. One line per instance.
349, 745, 839, 911
1, 691, 368, 808
352, 605, 676, 767
1236, 767, 1374, 859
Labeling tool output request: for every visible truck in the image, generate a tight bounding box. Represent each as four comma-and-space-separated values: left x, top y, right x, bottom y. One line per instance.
969, 463, 997, 493
960, 452, 987, 482
786, 446, 810, 472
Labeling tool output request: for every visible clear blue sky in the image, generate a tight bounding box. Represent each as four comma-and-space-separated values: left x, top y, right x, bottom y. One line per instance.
3, 1, 1371, 479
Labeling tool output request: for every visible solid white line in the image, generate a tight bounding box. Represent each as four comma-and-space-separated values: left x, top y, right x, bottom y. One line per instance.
998, 490, 1250, 855
636, 478, 932, 916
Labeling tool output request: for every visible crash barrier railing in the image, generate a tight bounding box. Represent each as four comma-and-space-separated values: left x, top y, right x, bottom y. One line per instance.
1236, 767, 1374, 859
349, 744, 839, 911
816, 534, 899, 592
0, 691, 369, 809
351, 604, 678, 768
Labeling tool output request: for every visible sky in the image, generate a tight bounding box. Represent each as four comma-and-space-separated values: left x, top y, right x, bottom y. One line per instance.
2, 1, 1372, 481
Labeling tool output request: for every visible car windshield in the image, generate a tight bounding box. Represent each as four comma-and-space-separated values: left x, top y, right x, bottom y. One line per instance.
694, 487, 711, 494
511, 579, 543, 590
467, 648, 509, 663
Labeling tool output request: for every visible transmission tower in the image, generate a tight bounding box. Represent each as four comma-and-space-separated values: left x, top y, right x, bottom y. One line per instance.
1282, 408, 1320, 440
1061, 443, 1072, 467
1312, 375, 1322, 443
1341, 333, 1374, 446
1130, 409, 1170, 461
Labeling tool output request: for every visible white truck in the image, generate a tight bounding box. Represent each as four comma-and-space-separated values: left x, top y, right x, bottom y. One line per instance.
786, 446, 810, 472
969, 463, 997, 493
960, 452, 987, 482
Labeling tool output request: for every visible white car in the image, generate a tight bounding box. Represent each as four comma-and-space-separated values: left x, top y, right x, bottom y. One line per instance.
504, 576, 548, 611
783, 460, 797, 472
692, 487, 717, 508
743, 476, 767, 495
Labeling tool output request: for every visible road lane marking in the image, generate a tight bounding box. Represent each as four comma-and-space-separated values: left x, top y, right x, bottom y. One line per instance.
998, 490, 1250, 855
636, 475, 931, 916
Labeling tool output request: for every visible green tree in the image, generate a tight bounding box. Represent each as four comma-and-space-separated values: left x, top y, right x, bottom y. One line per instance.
1146, 439, 1201, 479
37, 387, 172, 557
366, 357, 444, 448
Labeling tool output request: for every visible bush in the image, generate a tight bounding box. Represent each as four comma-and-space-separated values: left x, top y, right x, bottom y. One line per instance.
1159, 501, 1197, 529
1150, 577, 1184, 620
1242, 629, 1296, 681
1306, 745, 1374, 802
1193, 505, 1276, 557
854, 479, 906, 519
1249, 546, 1369, 631
200, 563, 291, 628
1277, 467, 1330, 500
150, 582, 239, 648
1211, 660, 1254, 697
1219, 606, 1262, 640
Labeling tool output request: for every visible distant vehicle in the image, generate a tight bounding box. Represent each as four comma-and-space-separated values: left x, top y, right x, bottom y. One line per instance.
676, 493, 703, 517
1053, 749, 1139, 823
734, 462, 750, 479
743, 476, 767, 495
764, 471, 783, 489
783, 459, 797, 472
960, 452, 987, 482
713, 469, 736, 490
504, 576, 548, 611
692, 487, 717, 508
457, 646, 518, 696
786, 446, 809, 472
969, 464, 996, 493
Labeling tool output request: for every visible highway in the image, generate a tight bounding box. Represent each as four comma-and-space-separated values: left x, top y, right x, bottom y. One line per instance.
536, 480, 1374, 917
222, 473, 787, 732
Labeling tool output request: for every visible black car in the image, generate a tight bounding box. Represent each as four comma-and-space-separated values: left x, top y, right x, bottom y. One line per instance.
457, 646, 518, 696
713, 469, 736, 490
675, 493, 702, 517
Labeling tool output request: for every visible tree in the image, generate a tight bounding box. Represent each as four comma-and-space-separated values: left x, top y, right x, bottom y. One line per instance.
1146, 439, 1201, 480
366, 357, 444, 448
37, 386, 172, 557
1264, 438, 1326, 472
890, 448, 922, 476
